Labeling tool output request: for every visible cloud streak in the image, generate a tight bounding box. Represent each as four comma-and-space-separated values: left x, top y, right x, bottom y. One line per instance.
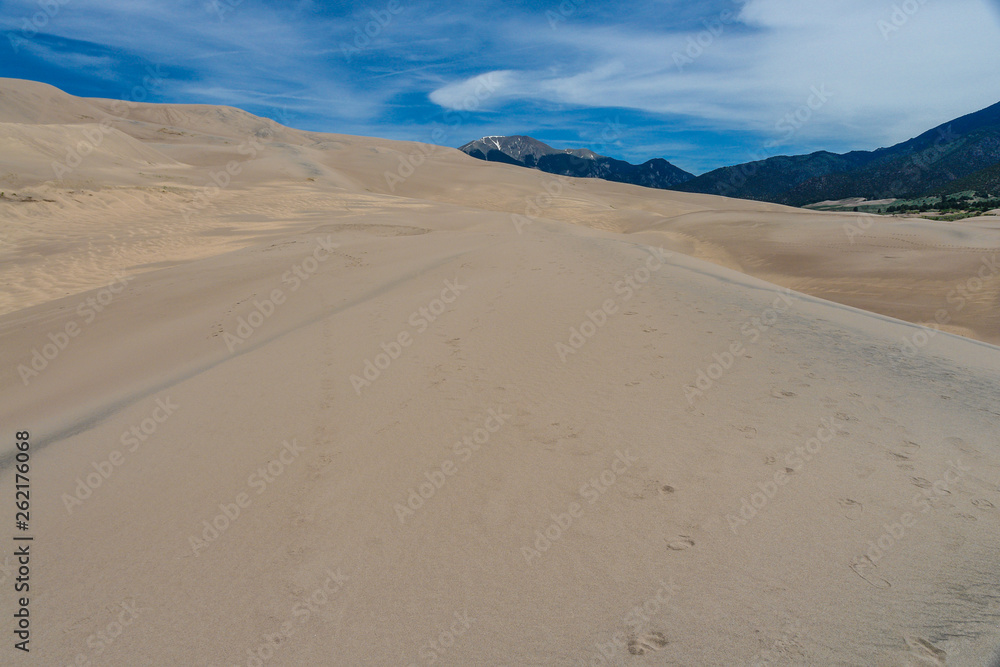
2, 0, 998, 172
430, 0, 1000, 151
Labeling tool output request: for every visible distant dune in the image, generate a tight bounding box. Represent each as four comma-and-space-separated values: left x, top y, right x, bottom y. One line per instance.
1, 78, 999, 665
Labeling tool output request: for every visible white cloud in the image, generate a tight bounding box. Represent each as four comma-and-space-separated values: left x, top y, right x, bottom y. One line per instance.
430, 0, 1000, 151
5, 0, 998, 166
428, 71, 516, 110
16, 41, 118, 79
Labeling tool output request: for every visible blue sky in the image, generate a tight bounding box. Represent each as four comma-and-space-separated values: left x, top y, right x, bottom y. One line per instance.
3, 0, 1000, 174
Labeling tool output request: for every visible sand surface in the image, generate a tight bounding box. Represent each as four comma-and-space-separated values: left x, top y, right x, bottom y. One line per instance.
2, 78, 999, 666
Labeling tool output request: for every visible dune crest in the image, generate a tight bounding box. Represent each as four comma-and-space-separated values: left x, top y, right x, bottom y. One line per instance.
1, 79, 999, 666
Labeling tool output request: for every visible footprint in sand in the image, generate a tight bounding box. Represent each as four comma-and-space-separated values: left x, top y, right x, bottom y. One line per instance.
849, 558, 890, 589
627, 631, 669, 655
944, 436, 978, 457
771, 389, 796, 398
909, 477, 941, 491
904, 636, 947, 664
838, 498, 863, 520
622, 479, 676, 500
666, 536, 694, 551
972, 499, 995, 510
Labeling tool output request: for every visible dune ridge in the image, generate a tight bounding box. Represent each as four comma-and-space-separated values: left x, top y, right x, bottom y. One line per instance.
1, 78, 999, 666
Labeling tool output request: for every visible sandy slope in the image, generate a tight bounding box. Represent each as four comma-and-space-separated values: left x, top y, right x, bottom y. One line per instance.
1, 78, 999, 666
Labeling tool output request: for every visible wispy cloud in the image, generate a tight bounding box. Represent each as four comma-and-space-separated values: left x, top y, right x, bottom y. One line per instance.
429, 0, 1000, 153
14, 40, 119, 79
2, 0, 998, 172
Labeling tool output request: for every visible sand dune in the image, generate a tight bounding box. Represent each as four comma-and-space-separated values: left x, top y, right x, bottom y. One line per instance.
1, 79, 999, 666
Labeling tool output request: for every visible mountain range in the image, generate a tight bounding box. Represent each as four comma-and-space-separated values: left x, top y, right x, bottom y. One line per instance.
459, 135, 695, 190
460, 100, 1000, 206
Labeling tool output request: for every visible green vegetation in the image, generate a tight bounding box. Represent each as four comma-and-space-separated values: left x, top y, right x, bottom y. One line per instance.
925, 212, 983, 222
806, 191, 1000, 217
885, 192, 1000, 215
